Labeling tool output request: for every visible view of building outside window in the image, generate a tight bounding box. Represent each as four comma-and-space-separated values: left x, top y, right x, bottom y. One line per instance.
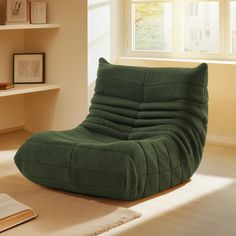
183, 1, 219, 53
133, 1, 171, 51
230, 1, 236, 54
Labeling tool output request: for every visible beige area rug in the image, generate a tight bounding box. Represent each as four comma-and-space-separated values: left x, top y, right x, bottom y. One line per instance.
0, 150, 141, 236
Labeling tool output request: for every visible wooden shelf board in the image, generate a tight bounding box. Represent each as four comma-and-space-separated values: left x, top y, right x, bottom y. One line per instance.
0, 84, 60, 97
0, 24, 60, 31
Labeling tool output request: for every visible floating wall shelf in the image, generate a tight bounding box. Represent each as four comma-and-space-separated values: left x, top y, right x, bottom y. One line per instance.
0, 84, 60, 98
0, 24, 61, 31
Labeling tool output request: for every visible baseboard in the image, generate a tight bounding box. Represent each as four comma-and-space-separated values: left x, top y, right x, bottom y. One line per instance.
206, 134, 236, 150
0, 126, 24, 134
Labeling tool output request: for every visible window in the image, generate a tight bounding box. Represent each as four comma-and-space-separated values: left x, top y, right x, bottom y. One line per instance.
127, 0, 236, 60
184, 0, 219, 53
133, 1, 172, 51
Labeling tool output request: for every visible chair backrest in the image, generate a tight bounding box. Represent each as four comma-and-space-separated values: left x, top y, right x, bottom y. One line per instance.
82, 58, 208, 147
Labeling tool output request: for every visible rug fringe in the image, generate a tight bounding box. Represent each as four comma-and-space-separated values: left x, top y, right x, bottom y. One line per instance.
90, 211, 141, 236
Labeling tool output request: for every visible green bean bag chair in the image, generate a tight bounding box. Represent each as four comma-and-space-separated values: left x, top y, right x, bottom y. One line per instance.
14, 58, 208, 200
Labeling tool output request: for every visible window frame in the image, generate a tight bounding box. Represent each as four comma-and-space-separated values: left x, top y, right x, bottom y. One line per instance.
125, 0, 236, 60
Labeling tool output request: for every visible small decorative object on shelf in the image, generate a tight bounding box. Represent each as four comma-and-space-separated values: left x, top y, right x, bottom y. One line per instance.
0, 83, 14, 90
13, 53, 45, 84
30, 1, 46, 24
6, 0, 30, 25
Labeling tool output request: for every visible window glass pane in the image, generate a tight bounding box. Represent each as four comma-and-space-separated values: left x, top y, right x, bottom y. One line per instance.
183, 0, 219, 53
132, 1, 172, 51
230, 1, 236, 54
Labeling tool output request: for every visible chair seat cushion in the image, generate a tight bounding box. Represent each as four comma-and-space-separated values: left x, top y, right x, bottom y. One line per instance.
15, 126, 194, 200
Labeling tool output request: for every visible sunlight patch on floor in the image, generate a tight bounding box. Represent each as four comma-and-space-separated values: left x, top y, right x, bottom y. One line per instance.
0, 150, 17, 163
130, 173, 235, 220
0, 150, 18, 177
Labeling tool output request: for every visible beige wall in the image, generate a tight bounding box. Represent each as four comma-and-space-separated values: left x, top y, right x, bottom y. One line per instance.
117, 57, 236, 146
0, 0, 25, 130
0, 0, 88, 133
24, 0, 88, 132
0, 96, 24, 131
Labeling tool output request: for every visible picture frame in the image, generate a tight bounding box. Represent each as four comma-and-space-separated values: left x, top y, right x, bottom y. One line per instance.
6, 0, 29, 24
13, 53, 45, 84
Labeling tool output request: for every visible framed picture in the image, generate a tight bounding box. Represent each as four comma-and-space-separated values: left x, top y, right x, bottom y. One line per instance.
13, 53, 45, 84
6, 0, 29, 24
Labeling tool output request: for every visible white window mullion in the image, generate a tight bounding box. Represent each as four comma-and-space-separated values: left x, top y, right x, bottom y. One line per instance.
171, 0, 181, 58
172, 0, 185, 59
220, 0, 227, 59
125, 0, 133, 56
228, 0, 236, 58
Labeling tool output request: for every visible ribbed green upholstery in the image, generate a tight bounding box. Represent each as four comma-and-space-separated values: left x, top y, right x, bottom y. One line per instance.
14, 58, 208, 200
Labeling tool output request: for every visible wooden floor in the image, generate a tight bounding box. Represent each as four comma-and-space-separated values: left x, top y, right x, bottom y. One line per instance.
0, 131, 236, 236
